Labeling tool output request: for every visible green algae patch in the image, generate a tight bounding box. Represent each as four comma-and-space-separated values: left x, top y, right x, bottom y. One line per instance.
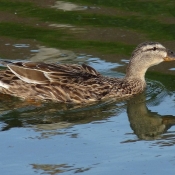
0, 22, 134, 55
0, 22, 70, 41
0, 0, 175, 58
0, 0, 175, 41
64, 0, 175, 16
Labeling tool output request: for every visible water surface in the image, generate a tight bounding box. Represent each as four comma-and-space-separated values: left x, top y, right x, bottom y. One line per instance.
0, 0, 175, 175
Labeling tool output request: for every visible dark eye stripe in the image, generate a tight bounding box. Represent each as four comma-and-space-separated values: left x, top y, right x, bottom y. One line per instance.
145, 47, 166, 52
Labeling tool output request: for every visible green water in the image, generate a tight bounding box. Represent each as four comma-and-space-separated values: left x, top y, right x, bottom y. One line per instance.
0, 0, 175, 174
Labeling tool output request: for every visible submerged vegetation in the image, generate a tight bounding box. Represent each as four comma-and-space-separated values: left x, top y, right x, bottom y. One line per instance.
0, 0, 175, 50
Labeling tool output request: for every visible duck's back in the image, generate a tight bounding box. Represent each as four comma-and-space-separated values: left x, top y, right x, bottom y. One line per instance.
0, 62, 114, 103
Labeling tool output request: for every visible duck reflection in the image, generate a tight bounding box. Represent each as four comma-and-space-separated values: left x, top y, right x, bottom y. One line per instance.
0, 92, 175, 140
0, 93, 125, 132
127, 92, 175, 140
31, 163, 91, 174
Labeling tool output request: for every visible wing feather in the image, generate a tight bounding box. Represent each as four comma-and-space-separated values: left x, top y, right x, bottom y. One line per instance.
7, 62, 100, 84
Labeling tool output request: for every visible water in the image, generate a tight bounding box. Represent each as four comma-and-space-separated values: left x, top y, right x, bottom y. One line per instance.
0, 0, 175, 175
0, 55, 175, 175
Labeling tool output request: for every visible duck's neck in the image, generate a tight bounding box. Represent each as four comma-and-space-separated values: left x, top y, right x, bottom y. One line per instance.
125, 53, 163, 82
125, 61, 148, 82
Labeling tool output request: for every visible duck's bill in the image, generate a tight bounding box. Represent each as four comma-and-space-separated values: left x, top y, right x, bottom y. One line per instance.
164, 50, 175, 61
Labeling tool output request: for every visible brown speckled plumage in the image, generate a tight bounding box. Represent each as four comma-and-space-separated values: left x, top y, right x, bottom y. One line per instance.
0, 42, 175, 103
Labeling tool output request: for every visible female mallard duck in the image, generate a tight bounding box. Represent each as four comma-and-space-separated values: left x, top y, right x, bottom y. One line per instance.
0, 42, 175, 103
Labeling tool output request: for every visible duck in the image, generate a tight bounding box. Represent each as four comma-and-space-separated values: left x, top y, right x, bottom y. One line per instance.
0, 41, 175, 104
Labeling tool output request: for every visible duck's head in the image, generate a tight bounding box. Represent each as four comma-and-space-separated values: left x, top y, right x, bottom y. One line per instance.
126, 42, 175, 80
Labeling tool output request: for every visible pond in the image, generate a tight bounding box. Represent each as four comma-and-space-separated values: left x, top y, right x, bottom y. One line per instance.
0, 0, 175, 175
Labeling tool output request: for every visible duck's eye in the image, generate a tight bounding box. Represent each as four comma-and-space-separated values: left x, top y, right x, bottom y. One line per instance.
153, 47, 157, 51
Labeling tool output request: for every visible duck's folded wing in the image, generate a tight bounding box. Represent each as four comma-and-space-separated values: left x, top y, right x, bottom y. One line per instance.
7, 62, 100, 84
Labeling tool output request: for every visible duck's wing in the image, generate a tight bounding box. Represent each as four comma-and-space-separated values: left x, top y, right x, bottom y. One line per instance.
6, 61, 100, 84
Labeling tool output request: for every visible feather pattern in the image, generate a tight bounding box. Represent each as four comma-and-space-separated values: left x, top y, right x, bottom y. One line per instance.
0, 61, 144, 103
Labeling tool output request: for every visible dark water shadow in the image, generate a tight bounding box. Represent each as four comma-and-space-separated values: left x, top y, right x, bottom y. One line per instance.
0, 93, 126, 132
